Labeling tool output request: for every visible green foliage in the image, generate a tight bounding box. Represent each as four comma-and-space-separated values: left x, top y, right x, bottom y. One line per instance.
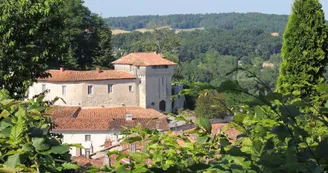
92, 77, 328, 173
105, 13, 288, 33
0, 0, 114, 98
92, 118, 255, 173
0, 0, 67, 98
113, 29, 282, 92
195, 91, 228, 119
276, 0, 328, 99
61, 0, 114, 70
129, 28, 181, 58
0, 89, 78, 172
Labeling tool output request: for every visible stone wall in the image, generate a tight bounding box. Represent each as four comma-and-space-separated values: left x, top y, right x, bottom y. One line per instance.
28, 79, 138, 108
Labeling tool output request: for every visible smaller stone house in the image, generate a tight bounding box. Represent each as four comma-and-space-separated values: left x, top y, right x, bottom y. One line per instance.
50, 106, 169, 157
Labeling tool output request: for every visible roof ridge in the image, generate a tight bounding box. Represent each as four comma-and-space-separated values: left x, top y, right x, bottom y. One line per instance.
81, 106, 143, 110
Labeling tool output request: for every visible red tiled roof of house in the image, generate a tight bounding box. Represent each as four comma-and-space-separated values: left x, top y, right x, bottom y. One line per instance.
109, 118, 169, 131
211, 123, 239, 141
47, 106, 81, 120
77, 107, 167, 119
50, 106, 169, 131
112, 52, 176, 66
72, 156, 104, 168
38, 69, 136, 82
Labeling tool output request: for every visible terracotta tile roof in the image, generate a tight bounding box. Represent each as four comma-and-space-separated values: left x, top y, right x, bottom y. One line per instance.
112, 52, 176, 66
47, 106, 81, 120
72, 156, 104, 168
50, 106, 169, 131
77, 107, 167, 119
211, 123, 239, 141
109, 118, 169, 131
38, 69, 136, 82
54, 118, 111, 131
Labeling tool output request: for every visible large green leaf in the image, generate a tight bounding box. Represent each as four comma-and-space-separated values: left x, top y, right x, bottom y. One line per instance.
122, 136, 142, 143
0, 110, 10, 119
0, 167, 24, 173
0, 121, 11, 131
132, 167, 148, 173
48, 144, 70, 154
196, 117, 212, 134
32, 138, 50, 151
9, 113, 24, 145
254, 106, 266, 120
116, 165, 129, 173
196, 136, 209, 144
129, 152, 148, 162
62, 162, 80, 170
4, 154, 20, 168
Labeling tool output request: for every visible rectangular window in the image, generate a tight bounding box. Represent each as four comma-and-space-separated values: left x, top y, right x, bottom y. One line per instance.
108, 84, 113, 93
88, 86, 93, 95
162, 77, 164, 86
42, 84, 46, 92
129, 85, 133, 92
62, 86, 66, 96
85, 135, 91, 142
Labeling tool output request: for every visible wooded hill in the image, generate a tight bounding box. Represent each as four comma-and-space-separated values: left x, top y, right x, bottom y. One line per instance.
104, 13, 289, 33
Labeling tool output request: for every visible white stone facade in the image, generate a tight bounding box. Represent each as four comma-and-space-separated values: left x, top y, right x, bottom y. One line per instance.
59, 130, 123, 156
28, 53, 177, 157
28, 64, 175, 112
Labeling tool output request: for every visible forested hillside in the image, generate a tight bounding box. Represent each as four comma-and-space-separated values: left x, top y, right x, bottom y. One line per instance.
112, 27, 282, 107
105, 13, 289, 33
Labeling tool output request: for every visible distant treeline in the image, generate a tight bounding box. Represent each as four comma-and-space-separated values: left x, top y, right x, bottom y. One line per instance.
104, 13, 289, 33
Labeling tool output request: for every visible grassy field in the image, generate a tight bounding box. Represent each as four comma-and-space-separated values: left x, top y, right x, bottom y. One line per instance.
111, 29, 131, 35
111, 26, 205, 35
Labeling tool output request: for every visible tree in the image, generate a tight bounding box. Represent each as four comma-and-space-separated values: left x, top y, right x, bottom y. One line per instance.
0, 90, 79, 172
61, 0, 114, 70
276, 0, 328, 99
0, 0, 67, 98
195, 91, 228, 119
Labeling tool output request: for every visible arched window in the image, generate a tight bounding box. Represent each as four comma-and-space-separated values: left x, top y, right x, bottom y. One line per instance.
159, 100, 166, 112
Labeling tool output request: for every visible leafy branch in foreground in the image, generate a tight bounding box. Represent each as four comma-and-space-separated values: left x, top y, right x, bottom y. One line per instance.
91, 73, 328, 172
0, 89, 79, 172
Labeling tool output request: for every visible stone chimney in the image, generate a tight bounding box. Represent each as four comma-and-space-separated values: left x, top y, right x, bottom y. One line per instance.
96, 67, 100, 73
76, 147, 82, 156
104, 137, 112, 148
60, 67, 65, 72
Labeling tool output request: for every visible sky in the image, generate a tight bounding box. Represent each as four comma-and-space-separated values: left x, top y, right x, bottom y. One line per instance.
84, 0, 328, 18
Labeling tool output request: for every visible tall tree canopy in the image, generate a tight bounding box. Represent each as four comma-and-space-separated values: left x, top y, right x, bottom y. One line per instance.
0, 0, 67, 97
61, 0, 114, 70
276, 0, 328, 98
0, 0, 114, 98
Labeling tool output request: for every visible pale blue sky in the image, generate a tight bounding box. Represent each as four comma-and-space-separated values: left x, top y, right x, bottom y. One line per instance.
84, 0, 328, 18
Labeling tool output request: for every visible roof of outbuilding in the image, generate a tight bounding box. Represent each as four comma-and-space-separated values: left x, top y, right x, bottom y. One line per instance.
50, 106, 169, 131
38, 69, 136, 82
112, 52, 176, 66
